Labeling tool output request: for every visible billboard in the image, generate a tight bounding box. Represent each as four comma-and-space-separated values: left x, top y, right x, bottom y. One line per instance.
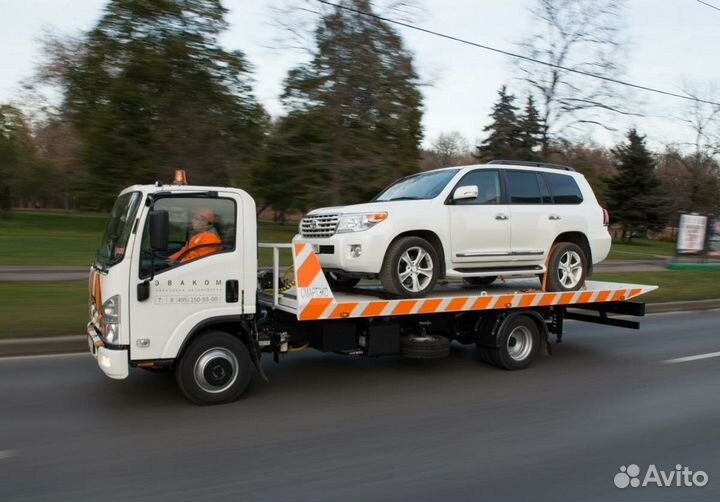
676, 214, 707, 255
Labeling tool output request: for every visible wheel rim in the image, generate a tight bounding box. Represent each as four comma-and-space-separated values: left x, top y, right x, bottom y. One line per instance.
556, 250, 583, 289
193, 348, 239, 394
397, 246, 434, 292
506, 326, 533, 362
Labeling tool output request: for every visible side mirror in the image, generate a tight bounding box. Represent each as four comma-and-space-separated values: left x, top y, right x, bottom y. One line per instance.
452, 185, 478, 201
149, 210, 169, 252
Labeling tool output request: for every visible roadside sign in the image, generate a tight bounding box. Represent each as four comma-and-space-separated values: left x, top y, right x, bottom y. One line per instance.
676, 214, 707, 255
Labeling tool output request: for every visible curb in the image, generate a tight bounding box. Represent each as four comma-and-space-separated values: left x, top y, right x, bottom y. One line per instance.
2, 299, 720, 358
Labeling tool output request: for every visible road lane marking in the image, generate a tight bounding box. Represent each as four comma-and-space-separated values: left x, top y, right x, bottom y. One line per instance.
661, 351, 720, 364
0, 353, 87, 363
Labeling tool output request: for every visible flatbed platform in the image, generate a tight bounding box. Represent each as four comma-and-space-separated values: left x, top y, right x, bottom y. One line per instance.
258, 243, 658, 321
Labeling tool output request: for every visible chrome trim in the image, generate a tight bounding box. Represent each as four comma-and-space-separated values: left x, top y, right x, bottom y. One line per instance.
455, 251, 544, 258
300, 213, 340, 238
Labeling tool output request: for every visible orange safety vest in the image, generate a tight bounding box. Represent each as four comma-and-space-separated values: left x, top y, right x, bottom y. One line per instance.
169, 229, 223, 264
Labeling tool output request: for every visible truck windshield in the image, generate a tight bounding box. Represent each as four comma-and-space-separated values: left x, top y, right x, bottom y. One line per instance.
373, 169, 459, 202
95, 192, 142, 269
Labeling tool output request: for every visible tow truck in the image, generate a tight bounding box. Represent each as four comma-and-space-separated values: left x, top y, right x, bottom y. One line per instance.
87, 174, 657, 405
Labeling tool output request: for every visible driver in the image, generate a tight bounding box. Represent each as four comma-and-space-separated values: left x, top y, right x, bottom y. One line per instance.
168, 208, 223, 264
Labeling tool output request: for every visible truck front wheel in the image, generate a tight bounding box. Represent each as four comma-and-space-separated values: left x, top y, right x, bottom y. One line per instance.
176, 331, 252, 405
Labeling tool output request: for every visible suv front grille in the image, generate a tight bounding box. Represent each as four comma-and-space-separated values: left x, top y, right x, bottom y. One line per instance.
300, 214, 340, 238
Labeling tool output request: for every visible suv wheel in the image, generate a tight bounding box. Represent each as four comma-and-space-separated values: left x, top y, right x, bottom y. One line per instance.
380, 236, 439, 298
545, 242, 587, 292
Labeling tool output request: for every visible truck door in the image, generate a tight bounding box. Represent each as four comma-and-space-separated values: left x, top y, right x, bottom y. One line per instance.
447, 169, 512, 266
129, 193, 245, 361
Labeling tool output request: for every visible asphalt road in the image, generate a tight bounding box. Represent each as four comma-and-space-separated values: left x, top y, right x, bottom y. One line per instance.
0, 310, 719, 501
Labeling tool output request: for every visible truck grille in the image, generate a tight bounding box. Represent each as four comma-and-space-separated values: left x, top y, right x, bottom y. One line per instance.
300, 214, 339, 238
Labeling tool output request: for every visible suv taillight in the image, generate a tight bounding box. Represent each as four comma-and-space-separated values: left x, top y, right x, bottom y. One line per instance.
602, 208, 609, 226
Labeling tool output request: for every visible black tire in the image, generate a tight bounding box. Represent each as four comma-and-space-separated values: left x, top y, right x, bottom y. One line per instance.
463, 276, 497, 287
175, 331, 252, 405
483, 316, 540, 370
400, 334, 450, 359
325, 271, 360, 290
544, 242, 587, 292
477, 346, 493, 365
380, 236, 439, 298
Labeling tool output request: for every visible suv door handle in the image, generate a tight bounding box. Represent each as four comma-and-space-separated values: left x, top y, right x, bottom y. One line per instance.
495, 213, 509, 221
548, 214, 561, 220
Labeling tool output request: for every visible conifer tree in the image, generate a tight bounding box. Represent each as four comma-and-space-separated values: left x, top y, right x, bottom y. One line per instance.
605, 129, 669, 241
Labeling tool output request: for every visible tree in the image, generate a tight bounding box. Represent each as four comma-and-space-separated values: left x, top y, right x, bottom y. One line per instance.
518, 95, 543, 160
605, 129, 668, 241
40, 0, 267, 209
517, 0, 628, 155
273, 0, 424, 207
656, 148, 719, 215
0, 105, 55, 212
425, 131, 472, 168
476, 87, 541, 162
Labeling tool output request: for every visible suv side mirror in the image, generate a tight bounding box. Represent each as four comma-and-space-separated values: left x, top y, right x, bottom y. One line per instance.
452, 185, 478, 201
149, 210, 169, 252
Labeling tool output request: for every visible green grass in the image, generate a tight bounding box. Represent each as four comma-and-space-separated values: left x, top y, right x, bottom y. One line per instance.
593, 271, 720, 303
607, 238, 676, 261
0, 210, 299, 267
0, 281, 88, 338
0, 211, 110, 266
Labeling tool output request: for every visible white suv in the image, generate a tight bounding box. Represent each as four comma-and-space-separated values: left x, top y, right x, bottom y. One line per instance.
294, 161, 611, 298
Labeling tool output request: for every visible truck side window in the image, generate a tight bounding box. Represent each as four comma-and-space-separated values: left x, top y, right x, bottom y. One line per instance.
505, 170, 542, 204
140, 197, 236, 278
453, 169, 501, 205
543, 173, 584, 204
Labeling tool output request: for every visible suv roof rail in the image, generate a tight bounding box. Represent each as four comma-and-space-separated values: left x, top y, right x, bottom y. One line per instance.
487, 160, 576, 172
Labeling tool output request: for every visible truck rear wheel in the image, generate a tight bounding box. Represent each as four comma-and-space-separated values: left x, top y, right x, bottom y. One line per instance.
175, 331, 251, 405
479, 315, 540, 370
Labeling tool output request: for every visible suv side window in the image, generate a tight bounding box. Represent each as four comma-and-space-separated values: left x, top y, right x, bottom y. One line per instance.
505, 170, 542, 204
140, 197, 236, 278
543, 173, 584, 204
453, 169, 501, 205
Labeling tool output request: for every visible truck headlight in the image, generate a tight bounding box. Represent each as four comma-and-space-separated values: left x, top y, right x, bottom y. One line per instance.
336, 212, 387, 233
101, 295, 120, 344
102, 295, 120, 324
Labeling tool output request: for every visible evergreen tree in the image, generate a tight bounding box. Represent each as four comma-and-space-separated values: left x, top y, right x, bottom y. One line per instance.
605, 129, 669, 242
273, 0, 423, 207
475, 86, 522, 162
48, 0, 266, 209
518, 95, 543, 160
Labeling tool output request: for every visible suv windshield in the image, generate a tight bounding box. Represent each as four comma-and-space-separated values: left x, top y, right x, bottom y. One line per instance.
95, 191, 142, 269
373, 169, 459, 202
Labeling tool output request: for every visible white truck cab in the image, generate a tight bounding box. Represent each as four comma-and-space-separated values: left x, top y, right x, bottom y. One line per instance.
88, 183, 257, 382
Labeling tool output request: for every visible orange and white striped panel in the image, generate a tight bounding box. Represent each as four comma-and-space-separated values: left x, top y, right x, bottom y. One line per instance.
296, 284, 657, 321
293, 242, 334, 316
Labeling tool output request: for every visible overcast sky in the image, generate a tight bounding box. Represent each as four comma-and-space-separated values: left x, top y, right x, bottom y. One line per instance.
2, 0, 719, 151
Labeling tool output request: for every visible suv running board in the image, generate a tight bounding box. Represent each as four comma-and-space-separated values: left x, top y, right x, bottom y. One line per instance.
450, 265, 545, 275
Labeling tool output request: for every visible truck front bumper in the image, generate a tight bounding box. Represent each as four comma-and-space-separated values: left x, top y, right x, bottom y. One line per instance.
87, 323, 129, 380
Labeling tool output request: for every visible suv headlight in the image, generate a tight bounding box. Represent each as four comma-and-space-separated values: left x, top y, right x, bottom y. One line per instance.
101, 295, 120, 344
336, 212, 388, 233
